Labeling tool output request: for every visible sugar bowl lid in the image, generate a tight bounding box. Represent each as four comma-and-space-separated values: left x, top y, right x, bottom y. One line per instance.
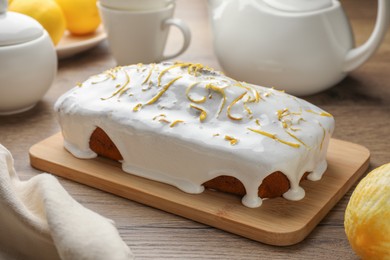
0, 1, 43, 46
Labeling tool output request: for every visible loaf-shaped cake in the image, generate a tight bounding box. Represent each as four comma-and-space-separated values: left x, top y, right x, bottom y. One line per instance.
55, 62, 335, 208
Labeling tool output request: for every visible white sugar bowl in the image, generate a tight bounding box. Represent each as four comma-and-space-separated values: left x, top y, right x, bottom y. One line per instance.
0, 1, 56, 115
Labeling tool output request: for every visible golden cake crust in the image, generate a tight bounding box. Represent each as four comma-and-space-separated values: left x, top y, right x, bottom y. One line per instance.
89, 127, 308, 199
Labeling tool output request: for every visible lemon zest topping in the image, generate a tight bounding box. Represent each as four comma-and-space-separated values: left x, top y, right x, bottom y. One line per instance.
318, 123, 326, 150
118, 87, 129, 97
306, 109, 333, 117
286, 131, 308, 149
170, 120, 184, 128
159, 118, 170, 124
190, 104, 207, 122
235, 82, 260, 103
253, 89, 261, 102
157, 63, 189, 86
320, 112, 332, 117
187, 63, 205, 76
227, 92, 247, 120
277, 108, 290, 120
234, 82, 250, 91
243, 102, 253, 116
107, 72, 116, 80
248, 128, 300, 148
205, 83, 224, 92
225, 135, 239, 145
289, 127, 301, 131
153, 114, 166, 120
248, 128, 274, 138
101, 67, 119, 80
76, 82, 83, 87
145, 76, 182, 105
205, 84, 226, 117
142, 64, 155, 85
101, 70, 130, 100
186, 82, 206, 104
133, 103, 142, 112
93, 63, 331, 151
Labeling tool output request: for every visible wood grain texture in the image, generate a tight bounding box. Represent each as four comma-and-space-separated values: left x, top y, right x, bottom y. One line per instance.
0, 0, 389, 258
30, 133, 369, 246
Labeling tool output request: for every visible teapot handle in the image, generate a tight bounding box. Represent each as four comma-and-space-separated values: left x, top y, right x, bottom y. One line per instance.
344, 0, 390, 72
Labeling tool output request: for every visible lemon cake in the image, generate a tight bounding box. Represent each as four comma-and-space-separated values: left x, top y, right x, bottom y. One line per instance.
55, 62, 335, 208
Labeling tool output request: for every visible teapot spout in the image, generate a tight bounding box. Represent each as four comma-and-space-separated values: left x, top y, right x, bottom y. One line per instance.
344, 0, 390, 72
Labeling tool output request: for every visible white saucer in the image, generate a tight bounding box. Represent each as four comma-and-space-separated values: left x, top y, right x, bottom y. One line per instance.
56, 25, 107, 59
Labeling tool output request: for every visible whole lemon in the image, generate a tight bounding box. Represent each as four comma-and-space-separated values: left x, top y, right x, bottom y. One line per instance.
55, 0, 100, 35
9, 0, 66, 45
345, 163, 390, 260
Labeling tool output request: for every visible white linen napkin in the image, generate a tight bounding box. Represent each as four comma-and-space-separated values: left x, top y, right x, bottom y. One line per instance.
0, 144, 134, 260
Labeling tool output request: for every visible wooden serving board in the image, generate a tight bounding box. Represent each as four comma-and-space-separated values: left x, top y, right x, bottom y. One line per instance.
29, 133, 370, 246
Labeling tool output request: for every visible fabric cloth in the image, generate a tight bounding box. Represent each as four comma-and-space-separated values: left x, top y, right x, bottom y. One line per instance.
0, 144, 134, 260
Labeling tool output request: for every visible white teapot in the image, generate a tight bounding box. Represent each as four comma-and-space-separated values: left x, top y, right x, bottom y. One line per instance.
0, 0, 56, 115
208, 0, 390, 95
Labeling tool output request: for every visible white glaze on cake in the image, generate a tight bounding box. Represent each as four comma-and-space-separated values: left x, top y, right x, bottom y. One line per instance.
55, 62, 335, 208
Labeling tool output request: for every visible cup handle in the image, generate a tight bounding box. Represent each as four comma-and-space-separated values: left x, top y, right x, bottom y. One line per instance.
161, 18, 191, 60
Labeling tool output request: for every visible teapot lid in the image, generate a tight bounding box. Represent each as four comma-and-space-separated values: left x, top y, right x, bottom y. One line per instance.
263, 0, 333, 12
0, 1, 43, 46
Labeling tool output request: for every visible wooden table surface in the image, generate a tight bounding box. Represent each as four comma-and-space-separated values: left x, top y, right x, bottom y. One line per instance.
1, 0, 389, 259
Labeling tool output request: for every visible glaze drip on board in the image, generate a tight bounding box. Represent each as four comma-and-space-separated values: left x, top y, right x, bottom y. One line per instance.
55, 62, 335, 208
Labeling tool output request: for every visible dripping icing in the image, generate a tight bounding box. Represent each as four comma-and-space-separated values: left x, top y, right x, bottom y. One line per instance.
55, 62, 335, 208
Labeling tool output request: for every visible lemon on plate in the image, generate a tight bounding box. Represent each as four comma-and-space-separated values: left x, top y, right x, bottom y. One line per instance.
55, 0, 101, 36
9, 0, 66, 45
345, 163, 390, 260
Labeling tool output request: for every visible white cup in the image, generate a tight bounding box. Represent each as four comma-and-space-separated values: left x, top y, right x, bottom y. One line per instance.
98, 2, 191, 65
99, 0, 174, 11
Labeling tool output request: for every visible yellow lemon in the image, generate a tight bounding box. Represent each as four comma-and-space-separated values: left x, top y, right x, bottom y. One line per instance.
9, 0, 66, 45
345, 163, 390, 260
55, 0, 100, 35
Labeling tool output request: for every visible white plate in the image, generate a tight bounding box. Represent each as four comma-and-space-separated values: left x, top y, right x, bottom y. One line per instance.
56, 26, 107, 59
